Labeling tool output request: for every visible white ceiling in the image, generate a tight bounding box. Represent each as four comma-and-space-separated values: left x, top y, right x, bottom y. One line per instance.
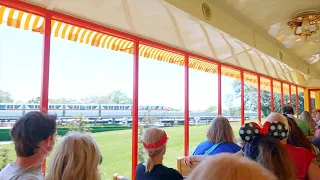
225, 0, 320, 66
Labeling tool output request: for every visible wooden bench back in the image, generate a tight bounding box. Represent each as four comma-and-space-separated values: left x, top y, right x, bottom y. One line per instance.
177, 157, 200, 177
113, 174, 129, 180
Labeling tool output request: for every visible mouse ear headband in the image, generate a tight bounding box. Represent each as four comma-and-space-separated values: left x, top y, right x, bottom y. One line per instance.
239, 121, 289, 142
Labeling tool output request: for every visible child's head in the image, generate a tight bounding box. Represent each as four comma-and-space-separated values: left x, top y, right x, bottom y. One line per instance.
46, 132, 101, 180
187, 153, 276, 180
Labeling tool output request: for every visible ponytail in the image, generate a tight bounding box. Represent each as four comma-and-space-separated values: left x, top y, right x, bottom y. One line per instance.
145, 156, 154, 173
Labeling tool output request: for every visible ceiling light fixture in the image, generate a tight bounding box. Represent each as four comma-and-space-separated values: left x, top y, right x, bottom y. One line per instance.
287, 10, 320, 39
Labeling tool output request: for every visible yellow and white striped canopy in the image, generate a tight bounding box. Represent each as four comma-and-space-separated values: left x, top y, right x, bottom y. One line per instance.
0, 4, 311, 94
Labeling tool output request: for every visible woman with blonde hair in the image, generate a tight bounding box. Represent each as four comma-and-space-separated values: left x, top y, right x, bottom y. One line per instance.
136, 128, 183, 180
46, 131, 101, 180
187, 153, 276, 180
300, 111, 317, 133
192, 116, 241, 155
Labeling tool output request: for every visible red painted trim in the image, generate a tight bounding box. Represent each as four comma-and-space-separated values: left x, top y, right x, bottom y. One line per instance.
296, 86, 299, 118
280, 82, 284, 107
218, 64, 222, 115
308, 89, 312, 113
0, 1, 305, 90
270, 79, 274, 112
257, 75, 261, 122
184, 54, 189, 156
132, 40, 139, 180
289, 85, 292, 106
240, 71, 244, 125
40, 14, 51, 176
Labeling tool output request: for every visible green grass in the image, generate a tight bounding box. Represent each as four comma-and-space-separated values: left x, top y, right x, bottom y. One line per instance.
0, 122, 247, 180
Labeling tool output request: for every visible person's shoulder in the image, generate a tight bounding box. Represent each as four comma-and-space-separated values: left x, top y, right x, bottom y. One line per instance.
136, 163, 145, 171
163, 166, 183, 179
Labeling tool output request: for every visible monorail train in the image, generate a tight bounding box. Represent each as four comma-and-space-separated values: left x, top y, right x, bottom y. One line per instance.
0, 103, 170, 119
0, 104, 258, 124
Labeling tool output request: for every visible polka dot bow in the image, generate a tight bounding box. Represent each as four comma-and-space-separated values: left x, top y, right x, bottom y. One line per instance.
239, 121, 289, 142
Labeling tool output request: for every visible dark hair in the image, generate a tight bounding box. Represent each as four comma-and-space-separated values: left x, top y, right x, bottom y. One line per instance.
286, 117, 315, 153
281, 106, 294, 115
244, 135, 295, 180
11, 111, 57, 157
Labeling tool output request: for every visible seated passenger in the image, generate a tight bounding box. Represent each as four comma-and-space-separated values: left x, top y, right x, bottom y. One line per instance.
286, 116, 316, 154
192, 116, 241, 155
187, 153, 276, 180
46, 132, 101, 180
282, 106, 312, 136
300, 111, 317, 133
136, 128, 183, 180
239, 121, 295, 180
0, 111, 57, 180
266, 112, 320, 180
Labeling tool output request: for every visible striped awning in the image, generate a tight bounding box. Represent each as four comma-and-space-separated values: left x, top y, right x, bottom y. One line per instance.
0, 5, 307, 94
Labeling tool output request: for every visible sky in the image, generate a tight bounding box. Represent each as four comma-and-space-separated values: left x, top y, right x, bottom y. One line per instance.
0, 25, 236, 110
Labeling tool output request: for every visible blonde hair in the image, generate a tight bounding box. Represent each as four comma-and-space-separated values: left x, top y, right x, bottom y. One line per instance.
187, 153, 276, 180
206, 116, 235, 143
46, 132, 101, 180
300, 111, 316, 130
266, 113, 289, 132
143, 128, 167, 173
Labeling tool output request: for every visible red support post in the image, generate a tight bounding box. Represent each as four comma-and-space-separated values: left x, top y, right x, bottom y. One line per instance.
289, 85, 292, 106
257, 75, 261, 122
40, 13, 52, 175
184, 54, 190, 156
270, 79, 274, 112
296, 86, 299, 118
218, 64, 222, 115
240, 71, 244, 125
280, 82, 284, 107
131, 40, 139, 180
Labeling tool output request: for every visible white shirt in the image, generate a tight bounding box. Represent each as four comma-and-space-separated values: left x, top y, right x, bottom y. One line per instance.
0, 163, 43, 180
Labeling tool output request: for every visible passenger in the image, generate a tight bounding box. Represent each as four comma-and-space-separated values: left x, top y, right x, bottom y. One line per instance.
300, 111, 317, 133
187, 153, 276, 180
286, 116, 316, 154
192, 116, 241, 156
239, 121, 295, 180
0, 111, 57, 180
46, 132, 101, 180
136, 128, 183, 180
314, 109, 320, 128
282, 106, 312, 136
266, 112, 320, 180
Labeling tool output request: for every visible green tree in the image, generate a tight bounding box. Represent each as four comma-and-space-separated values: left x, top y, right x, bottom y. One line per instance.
106, 90, 132, 104
70, 115, 91, 133
205, 105, 217, 112
49, 98, 79, 104
0, 90, 14, 103
138, 111, 155, 163
28, 97, 40, 103
231, 80, 305, 117
0, 148, 13, 170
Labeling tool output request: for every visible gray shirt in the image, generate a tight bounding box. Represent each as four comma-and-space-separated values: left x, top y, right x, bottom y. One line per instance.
0, 163, 43, 180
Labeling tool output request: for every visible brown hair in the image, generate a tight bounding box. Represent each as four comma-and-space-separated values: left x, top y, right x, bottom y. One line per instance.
286, 117, 315, 153
252, 136, 295, 180
11, 111, 57, 157
187, 153, 276, 180
142, 128, 167, 173
206, 116, 235, 143
300, 111, 317, 130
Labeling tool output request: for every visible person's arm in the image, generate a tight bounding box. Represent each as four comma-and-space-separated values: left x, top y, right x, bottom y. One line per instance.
307, 162, 320, 180
183, 155, 209, 167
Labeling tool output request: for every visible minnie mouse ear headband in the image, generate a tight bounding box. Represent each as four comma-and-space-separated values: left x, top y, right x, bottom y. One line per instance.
239, 121, 289, 142
143, 132, 168, 149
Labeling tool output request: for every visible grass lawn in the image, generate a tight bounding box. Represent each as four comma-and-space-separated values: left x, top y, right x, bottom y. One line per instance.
0, 121, 246, 180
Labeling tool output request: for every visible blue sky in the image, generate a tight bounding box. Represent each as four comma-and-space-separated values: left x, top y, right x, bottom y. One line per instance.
0, 26, 235, 110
